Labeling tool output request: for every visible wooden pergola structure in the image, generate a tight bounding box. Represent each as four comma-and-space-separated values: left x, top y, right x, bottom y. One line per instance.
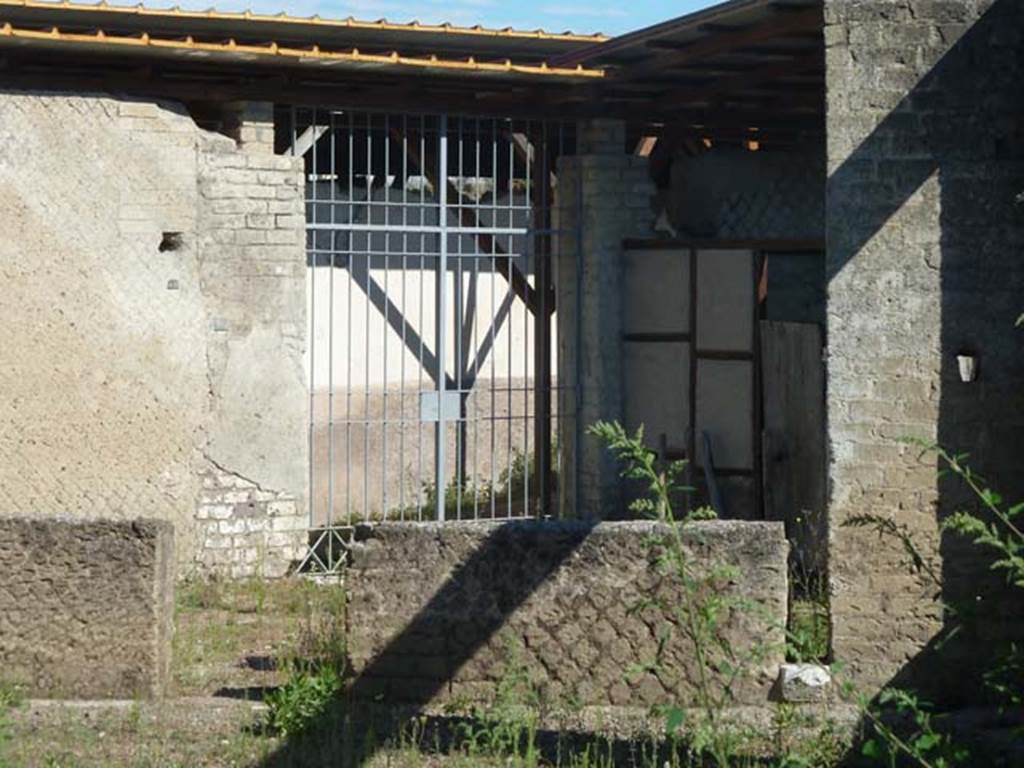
555, 0, 824, 148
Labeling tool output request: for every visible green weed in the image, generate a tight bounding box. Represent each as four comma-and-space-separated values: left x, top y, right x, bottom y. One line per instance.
590, 421, 775, 768
449, 638, 543, 764
265, 665, 344, 738
787, 599, 830, 663
841, 438, 1024, 766
859, 689, 971, 768
266, 578, 348, 740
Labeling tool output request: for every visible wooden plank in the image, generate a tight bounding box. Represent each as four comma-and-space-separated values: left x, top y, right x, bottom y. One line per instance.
624, 238, 826, 252
633, 135, 658, 157
760, 320, 827, 578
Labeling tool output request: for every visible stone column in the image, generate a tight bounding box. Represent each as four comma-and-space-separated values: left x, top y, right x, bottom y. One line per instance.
220, 101, 276, 155
825, 0, 1024, 700
555, 119, 655, 519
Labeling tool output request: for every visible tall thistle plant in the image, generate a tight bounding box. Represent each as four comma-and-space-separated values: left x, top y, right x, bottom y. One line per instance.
588, 421, 776, 768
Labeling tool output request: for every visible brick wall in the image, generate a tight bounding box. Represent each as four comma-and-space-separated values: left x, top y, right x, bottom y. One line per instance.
196, 469, 306, 579
555, 119, 657, 519
0, 517, 174, 698
195, 136, 308, 577
825, 0, 1024, 701
346, 520, 788, 710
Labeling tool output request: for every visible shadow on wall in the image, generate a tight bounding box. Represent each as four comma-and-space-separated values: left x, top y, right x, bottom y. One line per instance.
826, 0, 1024, 709
259, 521, 596, 766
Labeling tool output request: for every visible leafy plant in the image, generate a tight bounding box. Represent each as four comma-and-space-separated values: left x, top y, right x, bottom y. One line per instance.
842, 513, 942, 590
770, 704, 847, 768
176, 577, 225, 611
841, 438, 1024, 766
859, 689, 971, 768
787, 599, 830, 663
266, 579, 348, 739
923, 442, 1024, 589
588, 421, 702, 522
450, 637, 543, 764
290, 580, 348, 671
265, 665, 343, 737
0, 682, 25, 757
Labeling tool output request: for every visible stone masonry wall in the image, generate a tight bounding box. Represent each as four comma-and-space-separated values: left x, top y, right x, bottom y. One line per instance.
0, 517, 174, 699
194, 131, 308, 577
825, 0, 1024, 702
346, 520, 788, 710
555, 119, 657, 519
0, 92, 307, 578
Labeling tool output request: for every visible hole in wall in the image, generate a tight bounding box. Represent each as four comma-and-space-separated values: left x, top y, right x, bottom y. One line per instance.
159, 232, 184, 252
184, 100, 242, 142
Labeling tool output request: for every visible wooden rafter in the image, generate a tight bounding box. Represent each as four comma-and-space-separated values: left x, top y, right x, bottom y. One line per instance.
658, 49, 822, 108
633, 135, 658, 157
614, 7, 821, 82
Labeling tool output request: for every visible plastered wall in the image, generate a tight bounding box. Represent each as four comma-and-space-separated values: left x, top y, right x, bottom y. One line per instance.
0, 91, 308, 577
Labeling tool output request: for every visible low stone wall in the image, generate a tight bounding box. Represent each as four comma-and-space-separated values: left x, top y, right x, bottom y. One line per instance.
346, 520, 787, 710
0, 517, 174, 699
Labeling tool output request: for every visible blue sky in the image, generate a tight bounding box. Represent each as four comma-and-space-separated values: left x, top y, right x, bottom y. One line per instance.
174, 0, 720, 37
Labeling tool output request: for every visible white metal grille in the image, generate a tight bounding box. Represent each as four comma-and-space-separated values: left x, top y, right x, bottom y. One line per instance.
285, 108, 578, 572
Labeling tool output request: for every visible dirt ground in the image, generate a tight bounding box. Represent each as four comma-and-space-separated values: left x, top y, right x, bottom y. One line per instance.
0, 578, 515, 768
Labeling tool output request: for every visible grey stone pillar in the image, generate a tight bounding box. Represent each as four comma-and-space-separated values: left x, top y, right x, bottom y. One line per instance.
556, 119, 655, 519
825, 0, 1024, 700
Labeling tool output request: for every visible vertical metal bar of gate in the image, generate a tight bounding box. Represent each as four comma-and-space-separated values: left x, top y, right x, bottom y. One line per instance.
533, 124, 552, 517
435, 115, 449, 523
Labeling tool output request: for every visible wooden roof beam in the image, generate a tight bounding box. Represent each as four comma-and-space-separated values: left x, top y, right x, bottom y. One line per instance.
657, 49, 822, 107
614, 7, 821, 82
659, 86, 824, 115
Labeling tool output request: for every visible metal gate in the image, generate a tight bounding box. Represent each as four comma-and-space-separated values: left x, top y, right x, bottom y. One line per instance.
285, 108, 578, 573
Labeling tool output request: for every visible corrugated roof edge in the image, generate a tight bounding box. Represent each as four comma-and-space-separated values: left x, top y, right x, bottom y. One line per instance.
0, 20, 607, 77
0, 0, 609, 42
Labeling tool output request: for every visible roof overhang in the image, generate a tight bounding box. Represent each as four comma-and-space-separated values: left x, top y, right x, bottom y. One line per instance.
554, 0, 825, 144
0, 0, 607, 116
0, 0, 826, 133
